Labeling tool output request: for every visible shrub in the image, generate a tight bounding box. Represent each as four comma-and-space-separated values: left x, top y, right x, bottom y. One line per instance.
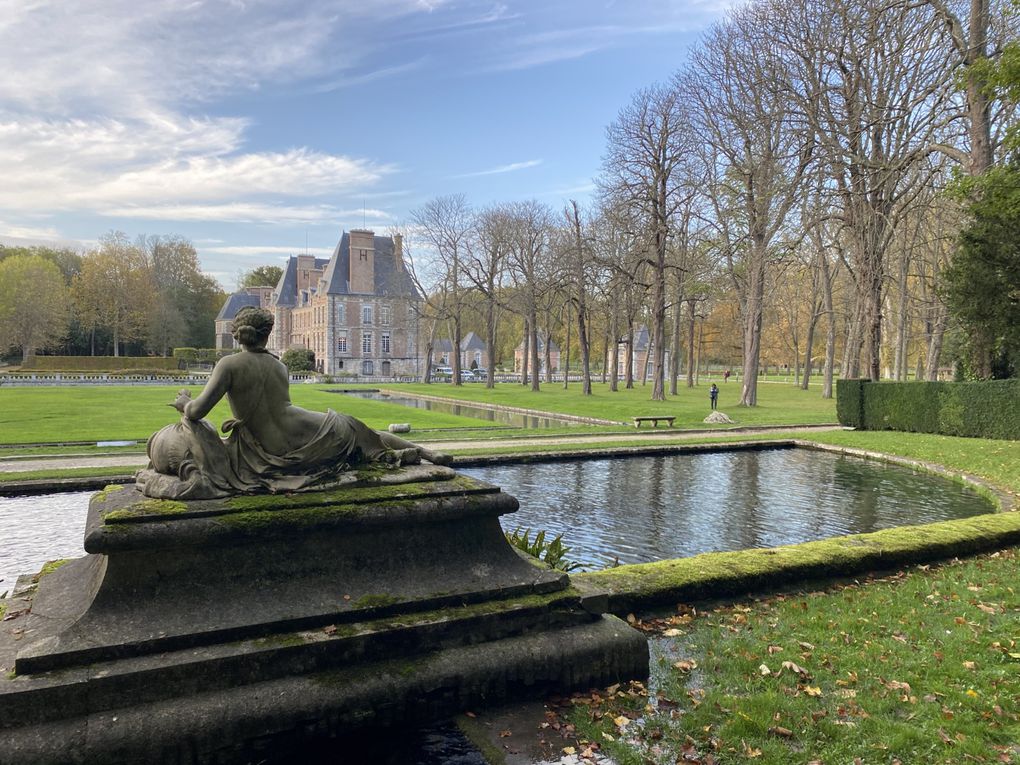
281, 348, 315, 373
20, 356, 179, 371
836, 378, 1020, 439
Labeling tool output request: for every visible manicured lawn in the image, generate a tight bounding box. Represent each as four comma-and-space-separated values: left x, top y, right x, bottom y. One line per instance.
0, 386, 486, 444
384, 380, 838, 427
559, 549, 1019, 765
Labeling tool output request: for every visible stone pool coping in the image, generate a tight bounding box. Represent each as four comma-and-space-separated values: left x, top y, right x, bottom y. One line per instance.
3, 439, 1017, 618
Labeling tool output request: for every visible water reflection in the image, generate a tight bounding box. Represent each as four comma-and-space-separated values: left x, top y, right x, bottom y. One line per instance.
0, 490, 90, 595
464, 448, 994, 571
335, 390, 576, 428
0, 449, 996, 589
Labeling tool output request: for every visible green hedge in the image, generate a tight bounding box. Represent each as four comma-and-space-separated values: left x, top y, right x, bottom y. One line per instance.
22, 356, 180, 371
836, 378, 1020, 439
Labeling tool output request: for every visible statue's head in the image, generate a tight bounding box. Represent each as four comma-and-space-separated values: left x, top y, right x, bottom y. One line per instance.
232, 306, 274, 347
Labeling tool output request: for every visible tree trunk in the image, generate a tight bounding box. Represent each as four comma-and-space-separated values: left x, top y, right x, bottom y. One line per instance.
529, 315, 541, 392
669, 283, 683, 396
685, 299, 696, 388
739, 248, 765, 406
624, 321, 635, 389
563, 311, 571, 390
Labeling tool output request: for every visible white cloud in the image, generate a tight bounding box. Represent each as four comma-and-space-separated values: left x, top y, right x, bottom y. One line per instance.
452, 159, 543, 178
0, 221, 65, 242
202, 245, 335, 257
0, 114, 394, 218
104, 203, 393, 225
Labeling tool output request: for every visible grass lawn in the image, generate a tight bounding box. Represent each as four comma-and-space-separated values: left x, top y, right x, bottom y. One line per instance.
0, 385, 486, 445
383, 381, 837, 427
557, 548, 1019, 765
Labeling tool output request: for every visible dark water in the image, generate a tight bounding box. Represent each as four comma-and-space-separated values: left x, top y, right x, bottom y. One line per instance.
465, 447, 995, 571
0, 490, 90, 596
335, 390, 577, 428
0, 448, 995, 592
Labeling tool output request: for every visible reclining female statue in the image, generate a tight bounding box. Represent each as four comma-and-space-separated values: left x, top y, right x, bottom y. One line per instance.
136, 306, 451, 500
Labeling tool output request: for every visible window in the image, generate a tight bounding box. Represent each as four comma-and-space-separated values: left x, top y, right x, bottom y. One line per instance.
362, 305, 373, 325
337, 331, 348, 353
362, 332, 372, 354
381, 361, 391, 376
336, 304, 346, 325
362, 360, 374, 375
380, 305, 391, 325
381, 332, 391, 354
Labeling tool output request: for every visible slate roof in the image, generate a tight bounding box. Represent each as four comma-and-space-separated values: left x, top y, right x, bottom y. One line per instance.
273, 256, 330, 307
516, 332, 559, 352
435, 332, 487, 354
321, 232, 421, 298
215, 292, 263, 322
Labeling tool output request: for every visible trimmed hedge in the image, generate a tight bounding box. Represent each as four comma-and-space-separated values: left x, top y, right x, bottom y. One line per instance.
22, 356, 179, 371
836, 378, 1020, 439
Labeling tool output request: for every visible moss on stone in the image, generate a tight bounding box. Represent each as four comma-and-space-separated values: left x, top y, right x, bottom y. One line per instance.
94, 484, 126, 503
351, 593, 403, 610
31, 559, 72, 582
223, 474, 479, 514
104, 498, 188, 522
252, 632, 311, 648
575, 512, 1020, 614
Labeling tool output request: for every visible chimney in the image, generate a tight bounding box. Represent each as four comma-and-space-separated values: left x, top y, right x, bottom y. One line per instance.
393, 233, 403, 269
348, 229, 375, 294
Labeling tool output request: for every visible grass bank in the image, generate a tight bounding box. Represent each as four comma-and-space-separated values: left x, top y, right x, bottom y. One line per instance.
386, 381, 837, 427
0, 385, 486, 444
557, 548, 1019, 765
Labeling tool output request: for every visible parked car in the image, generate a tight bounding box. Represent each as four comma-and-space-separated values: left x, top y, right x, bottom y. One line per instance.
432, 366, 453, 379
473, 368, 488, 381
458, 369, 477, 382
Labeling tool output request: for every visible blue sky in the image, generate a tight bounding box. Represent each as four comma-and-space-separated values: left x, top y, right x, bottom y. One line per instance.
0, 1, 726, 290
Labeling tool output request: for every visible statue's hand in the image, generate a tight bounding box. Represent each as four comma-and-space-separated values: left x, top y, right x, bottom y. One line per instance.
171, 389, 192, 414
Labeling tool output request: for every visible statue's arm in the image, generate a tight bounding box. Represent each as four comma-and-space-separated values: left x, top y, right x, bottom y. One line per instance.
182, 363, 231, 421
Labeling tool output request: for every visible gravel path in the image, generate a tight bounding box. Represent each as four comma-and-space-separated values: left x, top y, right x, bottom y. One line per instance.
0, 424, 841, 474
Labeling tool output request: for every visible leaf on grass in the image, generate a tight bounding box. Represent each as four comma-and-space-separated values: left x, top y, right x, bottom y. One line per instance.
759, 664, 772, 676
562, 745, 576, 755
741, 740, 763, 758
767, 645, 782, 655
803, 686, 823, 697
768, 726, 794, 738
663, 628, 683, 637
963, 661, 976, 670
798, 641, 816, 651
674, 660, 698, 672
613, 715, 631, 730
782, 661, 810, 677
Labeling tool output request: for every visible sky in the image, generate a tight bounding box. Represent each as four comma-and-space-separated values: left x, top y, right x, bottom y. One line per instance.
0, 0, 727, 291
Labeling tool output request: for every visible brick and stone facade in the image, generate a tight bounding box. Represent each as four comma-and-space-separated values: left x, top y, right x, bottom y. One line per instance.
215, 230, 423, 377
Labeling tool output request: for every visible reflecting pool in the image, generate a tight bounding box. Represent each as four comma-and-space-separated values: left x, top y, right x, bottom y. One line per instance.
334, 390, 577, 428
463, 447, 995, 571
0, 447, 996, 590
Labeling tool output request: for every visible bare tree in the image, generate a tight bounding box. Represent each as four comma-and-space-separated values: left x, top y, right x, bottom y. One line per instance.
777, 0, 958, 380
682, 4, 813, 405
505, 200, 555, 392
411, 195, 473, 385
600, 83, 691, 400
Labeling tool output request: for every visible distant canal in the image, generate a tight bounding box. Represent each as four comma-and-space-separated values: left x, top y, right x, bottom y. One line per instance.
0, 447, 995, 590
333, 390, 579, 428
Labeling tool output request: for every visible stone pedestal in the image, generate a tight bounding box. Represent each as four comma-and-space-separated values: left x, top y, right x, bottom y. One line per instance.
0, 469, 648, 764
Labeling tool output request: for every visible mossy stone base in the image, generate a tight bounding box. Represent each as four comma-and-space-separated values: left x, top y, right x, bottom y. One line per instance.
0, 475, 650, 763
14, 475, 568, 673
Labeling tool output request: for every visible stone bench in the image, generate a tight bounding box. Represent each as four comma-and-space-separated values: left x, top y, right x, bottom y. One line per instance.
633, 416, 675, 428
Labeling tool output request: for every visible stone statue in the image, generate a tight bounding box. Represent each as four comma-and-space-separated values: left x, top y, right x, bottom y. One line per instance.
136, 306, 451, 499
